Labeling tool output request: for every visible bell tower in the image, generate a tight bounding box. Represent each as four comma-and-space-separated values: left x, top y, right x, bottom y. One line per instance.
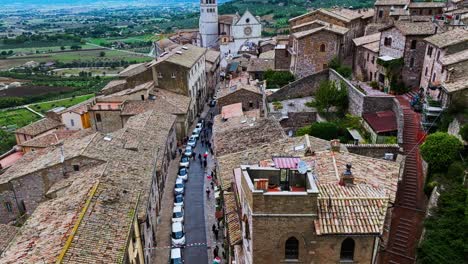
199, 0, 219, 48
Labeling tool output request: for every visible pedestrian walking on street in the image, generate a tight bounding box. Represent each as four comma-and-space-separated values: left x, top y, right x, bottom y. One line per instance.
210, 181, 214, 189
213, 246, 219, 258
214, 228, 219, 240
212, 224, 216, 234
206, 187, 211, 198
178, 148, 182, 156
204, 159, 207, 168
192, 151, 196, 160
198, 153, 202, 160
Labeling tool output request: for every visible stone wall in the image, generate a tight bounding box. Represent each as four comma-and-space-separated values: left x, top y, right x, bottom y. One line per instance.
89, 110, 124, 134
392, 98, 404, 144
362, 96, 395, 113
274, 48, 291, 70
268, 70, 329, 102
126, 68, 153, 88
329, 69, 365, 116
345, 144, 402, 159
402, 36, 429, 89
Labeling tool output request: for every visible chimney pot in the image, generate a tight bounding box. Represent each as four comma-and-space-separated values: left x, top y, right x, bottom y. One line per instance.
341, 164, 354, 186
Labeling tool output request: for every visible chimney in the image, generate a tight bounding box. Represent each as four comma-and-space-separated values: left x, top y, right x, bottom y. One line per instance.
341, 164, 354, 186
330, 139, 341, 152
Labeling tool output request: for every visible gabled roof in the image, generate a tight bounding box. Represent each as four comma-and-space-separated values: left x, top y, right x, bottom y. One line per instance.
149, 44, 206, 69
235, 9, 261, 26
408, 2, 446, 8
289, 8, 366, 24
441, 49, 468, 66
442, 75, 468, 93
224, 192, 242, 245
119, 62, 149, 78
19, 130, 77, 148
15, 118, 64, 136
246, 58, 274, 72
292, 24, 349, 39
424, 29, 468, 48
393, 21, 437, 36
374, 0, 409, 6
353, 33, 381, 46
206, 49, 220, 63
0, 224, 18, 254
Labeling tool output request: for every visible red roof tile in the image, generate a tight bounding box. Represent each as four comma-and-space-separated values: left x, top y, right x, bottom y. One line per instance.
362, 111, 397, 133
273, 157, 301, 169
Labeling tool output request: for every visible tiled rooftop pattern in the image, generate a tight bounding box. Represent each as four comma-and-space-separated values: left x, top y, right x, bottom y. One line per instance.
15, 118, 64, 136
223, 192, 242, 245
149, 44, 206, 69
424, 28, 468, 48
0, 224, 18, 254
19, 130, 77, 148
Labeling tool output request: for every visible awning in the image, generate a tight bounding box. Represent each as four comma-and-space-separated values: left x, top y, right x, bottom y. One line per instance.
273, 157, 301, 169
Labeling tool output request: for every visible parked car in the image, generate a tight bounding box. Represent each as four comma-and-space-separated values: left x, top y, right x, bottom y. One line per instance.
174, 178, 185, 195
191, 128, 200, 138
177, 167, 188, 181
171, 222, 186, 246
179, 156, 190, 168
174, 194, 184, 207
196, 122, 203, 131
170, 247, 183, 264
172, 205, 184, 223
187, 136, 197, 147
184, 146, 193, 157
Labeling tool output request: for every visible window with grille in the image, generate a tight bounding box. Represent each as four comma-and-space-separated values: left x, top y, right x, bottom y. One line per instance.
285, 237, 299, 260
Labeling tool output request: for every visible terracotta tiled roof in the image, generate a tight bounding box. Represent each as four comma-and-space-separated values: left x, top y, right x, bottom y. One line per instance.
353, 33, 381, 46
363, 41, 381, 53
442, 75, 468, 93
393, 21, 437, 36
206, 49, 220, 63
119, 62, 148, 77
221, 103, 243, 119
0, 224, 18, 254
224, 192, 242, 245
292, 24, 349, 39
101, 81, 154, 98
101, 79, 127, 92
213, 116, 286, 157
409, 2, 446, 8
0, 166, 104, 263
424, 29, 468, 48
19, 130, 77, 148
440, 49, 468, 66
217, 136, 332, 190
219, 14, 239, 25
152, 88, 192, 113
374, 0, 409, 6
15, 118, 64, 136
259, 50, 275, 59
149, 44, 206, 69
246, 58, 275, 72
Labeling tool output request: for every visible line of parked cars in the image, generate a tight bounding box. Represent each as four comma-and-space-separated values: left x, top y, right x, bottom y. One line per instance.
170, 121, 204, 263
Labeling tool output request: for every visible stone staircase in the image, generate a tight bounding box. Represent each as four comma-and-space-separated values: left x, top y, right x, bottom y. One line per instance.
380, 97, 426, 264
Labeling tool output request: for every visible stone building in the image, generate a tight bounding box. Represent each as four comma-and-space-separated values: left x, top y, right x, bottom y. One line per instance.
206, 49, 221, 99
246, 58, 275, 80
420, 29, 468, 92
378, 20, 437, 90
18, 130, 77, 153
408, 1, 445, 16
60, 102, 92, 131
88, 100, 123, 133
148, 44, 207, 121
218, 137, 401, 264
353, 32, 381, 81
289, 8, 374, 58
217, 79, 264, 113
14, 118, 65, 145
119, 62, 154, 88
0, 109, 177, 264
373, 0, 409, 24
290, 22, 348, 78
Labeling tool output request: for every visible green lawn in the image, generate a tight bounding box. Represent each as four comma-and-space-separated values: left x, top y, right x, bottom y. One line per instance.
30, 94, 95, 114
0, 108, 40, 129
0, 44, 96, 54
86, 34, 155, 46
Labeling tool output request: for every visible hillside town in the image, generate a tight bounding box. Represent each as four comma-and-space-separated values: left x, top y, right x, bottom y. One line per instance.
0, 0, 467, 263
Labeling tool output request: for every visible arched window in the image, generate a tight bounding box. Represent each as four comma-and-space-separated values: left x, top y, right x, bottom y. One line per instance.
340, 238, 355, 261
411, 39, 417, 49
285, 237, 299, 260
320, 44, 326, 52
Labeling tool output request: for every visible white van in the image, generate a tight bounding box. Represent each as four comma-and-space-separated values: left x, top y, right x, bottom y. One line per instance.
171, 222, 186, 246
172, 205, 184, 223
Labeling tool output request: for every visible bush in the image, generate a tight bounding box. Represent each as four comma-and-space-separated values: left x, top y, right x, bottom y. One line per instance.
447, 161, 465, 184
336, 65, 352, 78
420, 132, 463, 171
297, 122, 340, 140
264, 70, 295, 88
369, 81, 379, 89
315, 80, 348, 114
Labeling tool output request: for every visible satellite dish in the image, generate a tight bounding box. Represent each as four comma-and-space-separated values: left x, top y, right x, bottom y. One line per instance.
297, 160, 308, 174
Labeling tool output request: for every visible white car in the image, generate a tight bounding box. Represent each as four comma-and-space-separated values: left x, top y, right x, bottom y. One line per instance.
174, 194, 184, 207
191, 128, 200, 138
170, 247, 183, 264
196, 122, 203, 131
174, 178, 185, 195
177, 167, 188, 181
187, 136, 197, 147
179, 156, 190, 168
172, 205, 184, 223
171, 222, 186, 246
184, 146, 193, 157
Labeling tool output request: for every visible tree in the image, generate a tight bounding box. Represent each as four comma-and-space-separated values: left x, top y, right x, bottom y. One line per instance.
459, 124, 468, 142
7, 50, 13, 55
264, 69, 295, 88
70, 45, 82, 51
420, 132, 463, 171
296, 122, 340, 140
314, 80, 348, 114
0, 51, 7, 56
60, 46, 66, 50
99, 51, 106, 57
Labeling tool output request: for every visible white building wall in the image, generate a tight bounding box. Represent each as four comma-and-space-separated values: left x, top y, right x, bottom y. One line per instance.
61, 112, 83, 130
200, 0, 219, 48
